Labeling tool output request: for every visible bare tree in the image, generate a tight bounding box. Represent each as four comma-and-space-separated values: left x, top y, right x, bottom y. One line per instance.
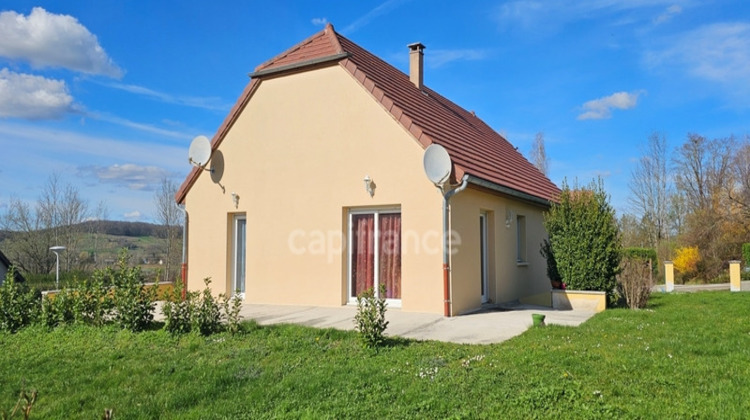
529, 132, 549, 175
154, 177, 183, 283
628, 132, 670, 250
1, 197, 54, 274
673, 133, 734, 213
1, 174, 89, 275
672, 133, 735, 278
728, 136, 750, 220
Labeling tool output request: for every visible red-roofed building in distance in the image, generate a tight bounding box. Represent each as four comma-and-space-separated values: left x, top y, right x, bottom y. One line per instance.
176, 24, 560, 316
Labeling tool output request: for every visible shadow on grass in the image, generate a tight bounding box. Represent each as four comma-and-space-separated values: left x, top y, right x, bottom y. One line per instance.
382, 335, 413, 348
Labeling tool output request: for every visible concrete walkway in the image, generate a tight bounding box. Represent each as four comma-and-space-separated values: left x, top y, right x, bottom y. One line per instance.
237, 303, 597, 345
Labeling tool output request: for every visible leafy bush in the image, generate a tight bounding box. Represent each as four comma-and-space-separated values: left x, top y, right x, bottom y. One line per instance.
40, 288, 75, 328
192, 278, 222, 336
622, 248, 657, 277
354, 284, 389, 348
161, 278, 242, 336
0, 267, 39, 332
222, 293, 244, 335
110, 250, 157, 332
673, 246, 700, 281
161, 280, 196, 335
71, 272, 113, 326
617, 258, 653, 309
742, 243, 750, 267
541, 179, 621, 302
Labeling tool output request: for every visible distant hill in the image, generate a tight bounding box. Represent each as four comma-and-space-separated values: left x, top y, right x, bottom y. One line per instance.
0, 220, 166, 240
78, 220, 164, 237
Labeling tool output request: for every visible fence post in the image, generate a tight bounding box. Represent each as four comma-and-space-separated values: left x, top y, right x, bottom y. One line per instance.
664, 261, 674, 292
729, 261, 741, 292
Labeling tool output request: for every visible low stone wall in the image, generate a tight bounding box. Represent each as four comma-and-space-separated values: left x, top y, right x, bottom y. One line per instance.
42, 282, 174, 300
551, 289, 606, 312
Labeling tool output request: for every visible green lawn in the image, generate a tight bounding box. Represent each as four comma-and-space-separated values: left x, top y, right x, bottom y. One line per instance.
1, 292, 749, 419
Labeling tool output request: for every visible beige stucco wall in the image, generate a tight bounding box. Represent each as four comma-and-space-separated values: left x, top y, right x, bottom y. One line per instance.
184, 64, 446, 313
449, 187, 551, 315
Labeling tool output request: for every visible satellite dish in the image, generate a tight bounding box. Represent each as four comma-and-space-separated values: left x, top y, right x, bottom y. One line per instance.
188, 135, 212, 168
423, 144, 452, 186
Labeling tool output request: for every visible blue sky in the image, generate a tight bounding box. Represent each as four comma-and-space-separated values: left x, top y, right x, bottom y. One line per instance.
1, 1, 749, 221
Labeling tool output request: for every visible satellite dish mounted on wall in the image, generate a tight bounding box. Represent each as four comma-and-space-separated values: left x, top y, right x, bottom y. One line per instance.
188, 135, 213, 172
423, 144, 452, 189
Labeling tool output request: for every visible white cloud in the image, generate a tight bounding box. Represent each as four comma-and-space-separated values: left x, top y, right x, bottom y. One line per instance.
342, 0, 411, 35
645, 22, 750, 89
497, 0, 680, 30
577, 91, 644, 120
0, 68, 74, 119
0, 7, 122, 77
0, 122, 187, 170
428, 49, 489, 68
78, 163, 172, 191
123, 210, 142, 220
98, 82, 231, 111
311, 17, 328, 26
91, 112, 199, 139
653, 4, 682, 25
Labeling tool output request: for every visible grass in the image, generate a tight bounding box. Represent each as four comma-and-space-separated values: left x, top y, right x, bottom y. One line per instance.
1, 292, 749, 419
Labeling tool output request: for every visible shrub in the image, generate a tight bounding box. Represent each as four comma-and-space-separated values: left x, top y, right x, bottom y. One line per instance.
161, 278, 237, 336
162, 280, 196, 335
40, 288, 76, 328
71, 272, 113, 326
0, 267, 39, 332
742, 243, 750, 267
622, 248, 657, 277
673, 246, 700, 281
617, 258, 653, 309
222, 293, 244, 335
110, 250, 157, 332
541, 179, 621, 303
192, 278, 222, 336
353, 284, 389, 348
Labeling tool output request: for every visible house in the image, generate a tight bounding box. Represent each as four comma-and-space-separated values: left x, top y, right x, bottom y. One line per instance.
0, 248, 25, 285
175, 24, 560, 316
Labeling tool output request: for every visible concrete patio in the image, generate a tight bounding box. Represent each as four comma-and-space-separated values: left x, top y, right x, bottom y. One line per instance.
236, 302, 597, 345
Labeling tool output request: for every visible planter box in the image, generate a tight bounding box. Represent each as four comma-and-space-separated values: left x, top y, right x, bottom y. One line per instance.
551, 289, 606, 312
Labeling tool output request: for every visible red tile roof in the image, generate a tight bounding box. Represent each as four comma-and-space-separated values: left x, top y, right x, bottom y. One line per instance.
176, 23, 560, 204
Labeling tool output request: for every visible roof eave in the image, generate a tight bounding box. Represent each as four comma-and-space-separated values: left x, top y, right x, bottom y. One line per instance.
249, 53, 350, 79
466, 175, 553, 208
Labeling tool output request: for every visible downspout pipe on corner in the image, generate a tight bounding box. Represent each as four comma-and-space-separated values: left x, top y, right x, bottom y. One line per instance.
442, 174, 469, 317
176, 203, 188, 300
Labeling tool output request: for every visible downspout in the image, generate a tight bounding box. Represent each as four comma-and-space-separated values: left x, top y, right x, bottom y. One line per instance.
442, 174, 469, 317
176, 203, 187, 300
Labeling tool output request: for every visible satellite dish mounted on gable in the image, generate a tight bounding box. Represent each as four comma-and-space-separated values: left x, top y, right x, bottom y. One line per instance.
188, 135, 213, 172
422, 143, 470, 318
423, 144, 452, 189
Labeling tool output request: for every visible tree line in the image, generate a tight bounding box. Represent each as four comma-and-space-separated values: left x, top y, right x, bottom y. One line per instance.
1, 174, 183, 282
623, 132, 749, 282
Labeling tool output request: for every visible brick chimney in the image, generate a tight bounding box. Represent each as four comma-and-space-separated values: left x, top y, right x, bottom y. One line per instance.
408, 42, 425, 89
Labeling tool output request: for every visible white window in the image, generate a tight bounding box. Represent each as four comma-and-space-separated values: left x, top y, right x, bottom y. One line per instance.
231, 214, 246, 297
516, 215, 527, 263
480, 212, 489, 303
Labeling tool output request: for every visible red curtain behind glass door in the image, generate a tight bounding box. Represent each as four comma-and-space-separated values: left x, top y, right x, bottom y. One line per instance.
351, 214, 374, 297
379, 213, 401, 299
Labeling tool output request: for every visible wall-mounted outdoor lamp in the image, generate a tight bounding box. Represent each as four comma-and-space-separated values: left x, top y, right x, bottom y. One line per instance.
231, 192, 240, 208
363, 175, 375, 197
505, 209, 513, 229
